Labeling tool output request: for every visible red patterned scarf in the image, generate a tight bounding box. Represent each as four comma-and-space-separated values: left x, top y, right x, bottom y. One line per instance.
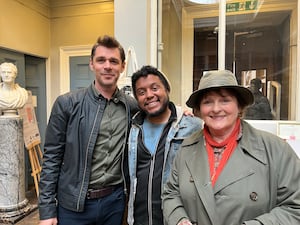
203, 118, 241, 186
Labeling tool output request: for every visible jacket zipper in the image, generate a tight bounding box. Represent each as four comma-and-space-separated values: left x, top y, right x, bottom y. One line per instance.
148, 152, 156, 225
120, 101, 130, 195
144, 127, 160, 225
76, 101, 102, 210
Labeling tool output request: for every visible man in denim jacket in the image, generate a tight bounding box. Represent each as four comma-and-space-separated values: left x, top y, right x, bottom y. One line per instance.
127, 65, 202, 225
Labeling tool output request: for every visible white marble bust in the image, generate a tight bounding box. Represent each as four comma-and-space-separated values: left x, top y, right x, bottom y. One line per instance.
0, 62, 28, 116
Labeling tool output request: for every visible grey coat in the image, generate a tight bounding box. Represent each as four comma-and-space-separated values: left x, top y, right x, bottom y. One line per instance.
163, 120, 300, 225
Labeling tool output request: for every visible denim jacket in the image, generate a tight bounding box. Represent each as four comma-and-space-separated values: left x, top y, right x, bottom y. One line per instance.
127, 103, 202, 225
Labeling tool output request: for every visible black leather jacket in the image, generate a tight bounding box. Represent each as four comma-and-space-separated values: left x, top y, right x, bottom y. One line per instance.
38, 84, 138, 220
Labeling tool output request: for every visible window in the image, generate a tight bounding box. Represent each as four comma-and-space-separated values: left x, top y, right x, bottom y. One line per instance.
161, 0, 298, 120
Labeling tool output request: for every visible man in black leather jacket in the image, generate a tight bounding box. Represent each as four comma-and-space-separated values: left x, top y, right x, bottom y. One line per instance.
38, 35, 138, 225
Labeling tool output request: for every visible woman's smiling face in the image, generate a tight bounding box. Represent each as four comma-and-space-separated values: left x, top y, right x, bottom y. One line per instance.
199, 88, 240, 139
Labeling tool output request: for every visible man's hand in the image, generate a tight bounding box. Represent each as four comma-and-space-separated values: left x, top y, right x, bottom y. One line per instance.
39, 218, 58, 225
183, 109, 194, 116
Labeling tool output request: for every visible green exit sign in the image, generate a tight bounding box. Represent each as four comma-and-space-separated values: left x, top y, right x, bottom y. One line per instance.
226, 0, 258, 12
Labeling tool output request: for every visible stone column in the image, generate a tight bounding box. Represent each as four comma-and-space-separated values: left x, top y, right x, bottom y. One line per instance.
0, 115, 32, 223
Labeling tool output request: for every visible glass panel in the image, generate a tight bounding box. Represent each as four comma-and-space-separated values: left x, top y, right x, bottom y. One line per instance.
161, 0, 298, 120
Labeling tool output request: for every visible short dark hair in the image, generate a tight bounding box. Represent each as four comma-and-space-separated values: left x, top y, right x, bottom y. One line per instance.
250, 78, 262, 88
131, 65, 171, 98
91, 35, 125, 63
197, 88, 249, 111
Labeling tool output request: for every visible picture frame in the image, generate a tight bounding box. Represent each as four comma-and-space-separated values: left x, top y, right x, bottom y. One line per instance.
241, 69, 267, 95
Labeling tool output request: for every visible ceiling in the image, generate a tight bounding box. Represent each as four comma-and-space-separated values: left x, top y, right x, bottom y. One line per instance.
39, 0, 112, 8
40, 0, 291, 31
195, 10, 291, 31
171, 0, 291, 32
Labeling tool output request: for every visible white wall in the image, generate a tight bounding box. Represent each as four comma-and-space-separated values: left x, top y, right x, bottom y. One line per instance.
247, 120, 300, 157
114, 0, 153, 75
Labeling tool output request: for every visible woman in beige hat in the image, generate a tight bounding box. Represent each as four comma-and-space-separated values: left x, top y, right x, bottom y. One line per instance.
162, 70, 300, 225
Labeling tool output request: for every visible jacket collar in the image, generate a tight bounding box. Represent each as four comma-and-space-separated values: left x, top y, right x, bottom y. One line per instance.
132, 102, 178, 125
184, 134, 221, 225
89, 82, 127, 104
182, 120, 267, 193
182, 120, 267, 164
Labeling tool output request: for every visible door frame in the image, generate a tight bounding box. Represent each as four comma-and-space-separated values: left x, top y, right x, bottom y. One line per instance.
59, 45, 91, 94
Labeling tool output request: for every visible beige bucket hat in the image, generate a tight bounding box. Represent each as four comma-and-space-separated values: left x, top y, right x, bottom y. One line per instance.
186, 70, 254, 109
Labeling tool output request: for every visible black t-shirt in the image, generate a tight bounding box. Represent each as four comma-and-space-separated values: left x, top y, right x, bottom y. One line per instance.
134, 122, 171, 225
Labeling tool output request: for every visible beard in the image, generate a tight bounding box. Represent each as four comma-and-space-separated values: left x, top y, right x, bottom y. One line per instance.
145, 97, 169, 118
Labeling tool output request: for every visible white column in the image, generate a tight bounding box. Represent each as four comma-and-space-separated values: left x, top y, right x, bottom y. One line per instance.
114, 0, 154, 70
0, 116, 32, 222
218, 0, 226, 70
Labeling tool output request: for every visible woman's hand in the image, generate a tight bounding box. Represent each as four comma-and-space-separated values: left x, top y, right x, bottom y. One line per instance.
39, 218, 58, 225
177, 218, 193, 225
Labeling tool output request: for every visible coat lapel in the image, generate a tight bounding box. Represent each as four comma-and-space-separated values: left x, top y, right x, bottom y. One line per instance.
185, 138, 221, 225
181, 121, 267, 224
213, 123, 267, 193
213, 145, 255, 193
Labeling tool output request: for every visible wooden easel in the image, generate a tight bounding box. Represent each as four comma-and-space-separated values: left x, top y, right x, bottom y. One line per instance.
17, 92, 43, 196
26, 141, 43, 196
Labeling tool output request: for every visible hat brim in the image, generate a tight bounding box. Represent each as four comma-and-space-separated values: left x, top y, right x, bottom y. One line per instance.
186, 85, 254, 109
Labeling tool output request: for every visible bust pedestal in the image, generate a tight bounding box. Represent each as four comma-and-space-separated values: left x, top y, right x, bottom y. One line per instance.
0, 115, 33, 223
1, 109, 18, 117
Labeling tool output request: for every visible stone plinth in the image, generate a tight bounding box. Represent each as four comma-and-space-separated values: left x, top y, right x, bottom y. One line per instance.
0, 117, 32, 223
